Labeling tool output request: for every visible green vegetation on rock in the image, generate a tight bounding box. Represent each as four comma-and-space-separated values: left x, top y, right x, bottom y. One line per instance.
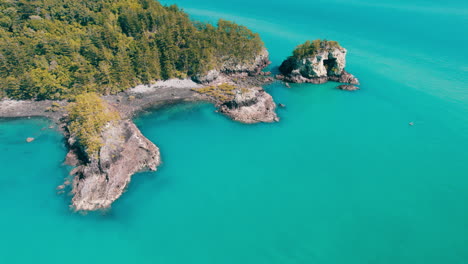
0, 0, 263, 100
193, 83, 237, 102
292, 39, 341, 59
67, 92, 119, 158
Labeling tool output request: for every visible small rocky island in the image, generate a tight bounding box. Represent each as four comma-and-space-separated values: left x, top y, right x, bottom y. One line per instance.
276, 40, 360, 90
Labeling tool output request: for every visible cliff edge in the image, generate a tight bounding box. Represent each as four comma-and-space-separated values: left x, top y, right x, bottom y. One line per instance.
64, 93, 161, 211
69, 119, 160, 211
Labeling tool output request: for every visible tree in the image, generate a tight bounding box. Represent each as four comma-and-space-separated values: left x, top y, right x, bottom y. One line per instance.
67, 92, 120, 158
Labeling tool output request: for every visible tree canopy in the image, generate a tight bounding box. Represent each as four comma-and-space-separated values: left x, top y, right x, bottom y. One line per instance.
67, 92, 119, 158
0, 0, 264, 100
292, 39, 341, 59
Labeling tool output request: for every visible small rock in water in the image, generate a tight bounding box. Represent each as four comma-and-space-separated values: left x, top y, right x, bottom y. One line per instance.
278, 103, 286, 108
337, 84, 360, 91
284, 82, 291, 88
26, 137, 35, 143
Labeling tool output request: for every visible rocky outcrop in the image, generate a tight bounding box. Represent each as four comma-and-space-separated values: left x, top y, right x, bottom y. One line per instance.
329, 70, 359, 85
220, 48, 271, 75
193, 48, 271, 84
277, 40, 359, 86
69, 119, 160, 211
218, 87, 279, 124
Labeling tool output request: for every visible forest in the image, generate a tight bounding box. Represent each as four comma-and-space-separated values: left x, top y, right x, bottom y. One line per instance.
0, 0, 264, 100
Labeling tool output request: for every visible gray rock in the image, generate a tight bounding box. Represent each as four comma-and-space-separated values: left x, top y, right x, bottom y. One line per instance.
218, 87, 279, 124
278, 41, 359, 85
70, 120, 161, 211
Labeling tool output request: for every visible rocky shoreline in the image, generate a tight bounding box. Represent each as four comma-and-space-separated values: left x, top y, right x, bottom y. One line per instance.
0, 72, 278, 212
0, 41, 361, 212
0, 99, 67, 123
68, 119, 161, 211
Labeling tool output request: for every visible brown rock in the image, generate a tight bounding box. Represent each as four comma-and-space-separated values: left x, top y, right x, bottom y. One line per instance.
64, 150, 81, 167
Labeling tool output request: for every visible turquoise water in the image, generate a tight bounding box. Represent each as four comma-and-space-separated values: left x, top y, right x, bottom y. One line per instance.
1, 0, 467, 263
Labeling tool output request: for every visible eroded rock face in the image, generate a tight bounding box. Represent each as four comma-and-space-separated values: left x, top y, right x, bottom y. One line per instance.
219, 87, 279, 124
277, 43, 359, 85
193, 48, 271, 84
219, 48, 271, 75
70, 120, 160, 211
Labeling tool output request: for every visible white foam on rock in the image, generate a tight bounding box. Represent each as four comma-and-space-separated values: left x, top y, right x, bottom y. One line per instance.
130, 79, 202, 93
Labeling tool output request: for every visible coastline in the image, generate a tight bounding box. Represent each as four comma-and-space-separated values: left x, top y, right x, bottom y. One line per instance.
0, 99, 68, 123
0, 74, 278, 212
0, 74, 276, 122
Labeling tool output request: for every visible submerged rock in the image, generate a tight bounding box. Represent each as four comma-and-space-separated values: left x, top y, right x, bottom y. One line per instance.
277, 40, 359, 85
26, 137, 35, 143
337, 84, 360, 91
70, 120, 160, 211
218, 87, 279, 124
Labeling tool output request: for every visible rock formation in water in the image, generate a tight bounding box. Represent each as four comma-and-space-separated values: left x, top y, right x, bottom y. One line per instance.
337, 84, 360, 91
191, 83, 278, 124
276, 40, 359, 86
68, 119, 160, 211
219, 87, 279, 124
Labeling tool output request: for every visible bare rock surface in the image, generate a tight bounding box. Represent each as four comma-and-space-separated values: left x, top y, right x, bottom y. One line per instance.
218, 87, 279, 124
70, 119, 161, 211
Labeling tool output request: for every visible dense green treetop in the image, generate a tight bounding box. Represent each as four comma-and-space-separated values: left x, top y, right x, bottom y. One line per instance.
291, 39, 341, 59
0, 0, 264, 100
67, 92, 119, 158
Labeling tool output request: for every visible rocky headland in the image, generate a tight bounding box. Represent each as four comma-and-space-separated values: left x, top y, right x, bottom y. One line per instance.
0, 50, 277, 212
0, 34, 361, 213
67, 119, 161, 211
0, 0, 283, 213
276, 40, 359, 88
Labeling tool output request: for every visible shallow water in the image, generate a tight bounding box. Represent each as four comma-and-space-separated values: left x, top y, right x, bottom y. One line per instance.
1, 0, 467, 263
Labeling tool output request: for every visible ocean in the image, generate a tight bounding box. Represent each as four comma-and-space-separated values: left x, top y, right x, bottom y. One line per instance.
0, 0, 467, 263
